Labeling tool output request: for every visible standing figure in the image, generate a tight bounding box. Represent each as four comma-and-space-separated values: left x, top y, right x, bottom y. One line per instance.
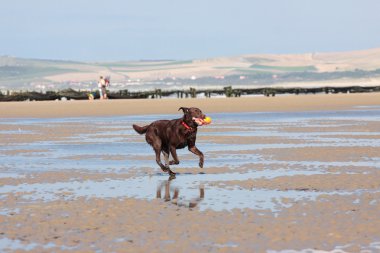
98, 76, 107, 99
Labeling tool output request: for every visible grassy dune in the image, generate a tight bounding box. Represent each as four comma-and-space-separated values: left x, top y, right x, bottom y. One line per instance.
1, 48, 380, 90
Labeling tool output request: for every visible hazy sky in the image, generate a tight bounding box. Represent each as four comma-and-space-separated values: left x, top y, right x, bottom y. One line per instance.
1, 0, 380, 61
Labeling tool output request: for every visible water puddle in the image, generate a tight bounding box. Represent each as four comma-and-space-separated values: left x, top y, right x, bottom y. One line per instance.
0, 238, 77, 251
0, 173, 26, 179
0, 169, 365, 213
0, 129, 34, 134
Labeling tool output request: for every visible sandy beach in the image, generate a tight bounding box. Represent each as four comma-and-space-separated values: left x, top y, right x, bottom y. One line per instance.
1, 93, 380, 118
1, 93, 380, 252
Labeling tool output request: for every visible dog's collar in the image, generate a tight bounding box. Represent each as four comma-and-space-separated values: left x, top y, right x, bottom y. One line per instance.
181, 121, 194, 131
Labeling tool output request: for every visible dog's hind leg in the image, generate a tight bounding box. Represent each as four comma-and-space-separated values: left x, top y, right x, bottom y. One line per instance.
162, 150, 170, 166
169, 146, 180, 165
147, 129, 170, 173
162, 149, 176, 176
154, 146, 169, 172
163, 150, 176, 176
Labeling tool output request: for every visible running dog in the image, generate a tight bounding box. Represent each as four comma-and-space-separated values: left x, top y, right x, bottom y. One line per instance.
132, 107, 208, 175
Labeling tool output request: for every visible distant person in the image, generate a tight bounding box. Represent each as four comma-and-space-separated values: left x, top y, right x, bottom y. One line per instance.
98, 76, 107, 99
88, 92, 95, 100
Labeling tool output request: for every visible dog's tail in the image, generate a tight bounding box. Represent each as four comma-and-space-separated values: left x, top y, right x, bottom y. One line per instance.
132, 124, 149, 134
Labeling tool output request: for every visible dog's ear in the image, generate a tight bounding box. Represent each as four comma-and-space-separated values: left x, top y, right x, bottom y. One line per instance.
178, 107, 189, 113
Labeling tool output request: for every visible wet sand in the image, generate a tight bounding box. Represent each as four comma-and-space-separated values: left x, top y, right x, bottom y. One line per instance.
1, 94, 380, 252
0, 92, 380, 118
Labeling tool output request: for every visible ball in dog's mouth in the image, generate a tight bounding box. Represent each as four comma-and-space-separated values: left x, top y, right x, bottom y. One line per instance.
204, 116, 212, 124
192, 117, 211, 126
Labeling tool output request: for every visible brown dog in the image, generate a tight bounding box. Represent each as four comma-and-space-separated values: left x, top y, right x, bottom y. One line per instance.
132, 107, 207, 175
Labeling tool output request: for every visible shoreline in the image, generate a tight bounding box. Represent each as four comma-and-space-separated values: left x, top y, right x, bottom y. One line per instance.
0, 93, 380, 118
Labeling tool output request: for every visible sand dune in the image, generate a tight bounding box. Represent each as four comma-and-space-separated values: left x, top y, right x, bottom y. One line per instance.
2, 48, 380, 87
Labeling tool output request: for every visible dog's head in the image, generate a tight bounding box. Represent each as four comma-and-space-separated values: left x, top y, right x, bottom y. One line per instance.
179, 107, 206, 126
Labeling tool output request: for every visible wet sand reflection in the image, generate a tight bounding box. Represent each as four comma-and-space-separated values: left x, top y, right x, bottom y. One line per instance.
156, 177, 205, 208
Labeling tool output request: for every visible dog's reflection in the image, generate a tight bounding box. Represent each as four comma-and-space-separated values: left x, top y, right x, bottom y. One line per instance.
156, 177, 205, 208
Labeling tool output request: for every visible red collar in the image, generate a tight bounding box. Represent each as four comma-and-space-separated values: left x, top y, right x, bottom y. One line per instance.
181, 121, 194, 131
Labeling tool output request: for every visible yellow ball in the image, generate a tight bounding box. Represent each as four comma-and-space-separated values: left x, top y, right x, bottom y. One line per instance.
204, 116, 212, 124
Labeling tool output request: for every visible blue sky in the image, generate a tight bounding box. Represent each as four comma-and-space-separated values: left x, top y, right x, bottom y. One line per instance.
1, 0, 380, 61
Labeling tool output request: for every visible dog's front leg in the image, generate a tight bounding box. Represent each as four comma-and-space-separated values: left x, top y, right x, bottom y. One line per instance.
189, 145, 204, 168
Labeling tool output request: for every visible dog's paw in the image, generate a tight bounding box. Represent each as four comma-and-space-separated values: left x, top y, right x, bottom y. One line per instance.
160, 165, 170, 172
199, 160, 204, 168
169, 160, 179, 165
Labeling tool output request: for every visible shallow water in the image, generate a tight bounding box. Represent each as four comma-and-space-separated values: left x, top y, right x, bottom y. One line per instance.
1, 109, 380, 212
1, 171, 369, 213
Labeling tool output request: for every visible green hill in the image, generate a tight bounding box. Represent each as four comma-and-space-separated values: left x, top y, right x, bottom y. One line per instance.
1, 47, 380, 91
